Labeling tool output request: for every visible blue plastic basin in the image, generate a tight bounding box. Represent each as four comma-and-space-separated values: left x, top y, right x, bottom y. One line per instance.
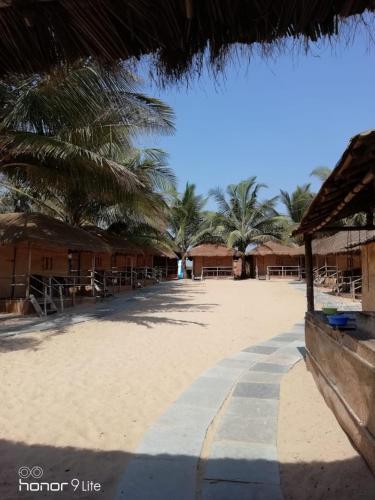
327, 314, 349, 327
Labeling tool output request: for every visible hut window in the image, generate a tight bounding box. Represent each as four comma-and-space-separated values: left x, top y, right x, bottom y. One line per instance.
42, 256, 53, 271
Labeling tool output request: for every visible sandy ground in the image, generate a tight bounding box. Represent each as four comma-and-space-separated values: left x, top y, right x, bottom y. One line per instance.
0, 279, 305, 499
279, 361, 375, 500
0, 279, 372, 500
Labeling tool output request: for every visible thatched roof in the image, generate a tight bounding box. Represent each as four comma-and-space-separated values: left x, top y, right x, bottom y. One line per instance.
0, 1, 373, 79
84, 226, 142, 255
313, 230, 375, 254
0, 213, 111, 252
296, 130, 375, 235
247, 241, 300, 257
187, 244, 237, 258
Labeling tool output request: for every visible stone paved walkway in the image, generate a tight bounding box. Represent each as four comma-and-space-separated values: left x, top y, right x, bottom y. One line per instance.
114, 323, 305, 500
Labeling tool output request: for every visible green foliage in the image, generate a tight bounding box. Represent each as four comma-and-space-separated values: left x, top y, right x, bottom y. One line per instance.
209, 177, 282, 252
0, 62, 176, 249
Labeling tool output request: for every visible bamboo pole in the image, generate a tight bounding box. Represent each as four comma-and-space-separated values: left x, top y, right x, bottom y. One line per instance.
305, 235, 315, 312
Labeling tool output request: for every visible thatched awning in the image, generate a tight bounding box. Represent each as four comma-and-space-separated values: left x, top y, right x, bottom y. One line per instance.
187, 244, 237, 258
0, 212, 111, 252
247, 241, 301, 257
0, 1, 373, 78
296, 130, 375, 235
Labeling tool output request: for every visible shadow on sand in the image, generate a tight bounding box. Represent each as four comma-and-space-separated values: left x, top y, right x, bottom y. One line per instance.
0, 439, 374, 500
0, 282, 217, 352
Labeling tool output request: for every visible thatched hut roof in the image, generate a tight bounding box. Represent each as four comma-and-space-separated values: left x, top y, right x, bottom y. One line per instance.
187, 244, 237, 258
84, 226, 142, 255
0, 1, 373, 79
0, 213, 111, 252
296, 130, 375, 235
312, 230, 375, 255
247, 241, 300, 257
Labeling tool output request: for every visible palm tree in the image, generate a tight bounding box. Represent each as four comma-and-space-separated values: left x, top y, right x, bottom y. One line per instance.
280, 184, 314, 224
0, 62, 177, 253
310, 166, 332, 182
169, 183, 209, 253
210, 178, 282, 276
0, 61, 175, 209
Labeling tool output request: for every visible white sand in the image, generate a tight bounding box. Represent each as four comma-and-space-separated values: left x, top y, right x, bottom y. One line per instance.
0, 279, 305, 499
0, 279, 372, 499
279, 361, 375, 500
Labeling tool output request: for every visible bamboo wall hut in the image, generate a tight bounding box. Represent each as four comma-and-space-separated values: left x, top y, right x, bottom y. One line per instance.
295, 130, 375, 476
247, 241, 302, 279
311, 232, 366, 272
153, 249, 179, 279
0, 2, 373, 79
0, 213, 111, 313
84, 226, 141, 269
186, 244, 240, 279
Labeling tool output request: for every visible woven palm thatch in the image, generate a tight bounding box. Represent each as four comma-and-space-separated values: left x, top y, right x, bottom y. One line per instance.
0, 212, 111, 252
84, 226, 142, 255
187, 244, 237, 258
247, 241, 300, 256
0, 1, 373, 79
312, 230, 375, 255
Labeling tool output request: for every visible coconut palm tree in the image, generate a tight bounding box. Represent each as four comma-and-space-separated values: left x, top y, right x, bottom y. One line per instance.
0, 62, 177, 253
210, 178, 282, 276
169, 183, 210, 253
0, 61, 175, 204
280, 184, 314, 224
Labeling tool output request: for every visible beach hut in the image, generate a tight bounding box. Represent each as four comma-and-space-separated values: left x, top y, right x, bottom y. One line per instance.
186, 244, 240, 279
0, 212, 111, 313
153, 249, 179, 280
295, 130, 375, 476
247, 241, 302, 279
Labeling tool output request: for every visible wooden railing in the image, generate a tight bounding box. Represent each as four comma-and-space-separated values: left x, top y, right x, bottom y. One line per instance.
200, 266, 233, 279
266, 266, 304, 280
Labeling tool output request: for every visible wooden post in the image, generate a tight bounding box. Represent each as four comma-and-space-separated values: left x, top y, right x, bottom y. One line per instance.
25, 243, 32, 298
305, 234, 314, 312
91, 254, 95, 297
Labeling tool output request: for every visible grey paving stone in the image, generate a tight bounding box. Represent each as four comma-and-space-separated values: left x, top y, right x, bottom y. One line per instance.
257, 339, 291, 348
202, 480, 283, 500
155, 403, 216, 431
175, 386, 228, 409
250, 362, 290, 374
243, 345, 279, 355
275, 333, 304, 342
218, 358, 252, 370
265, 352, 302, 366
268, 335, 295, 343
114, 456, 196, 500
136, 424, 204, 457
215, 413, 277, 444
201, 365, 245, 381
233, 382, 280, 399
229, 352, 265, 363
241, 370, 284, 384
225, 397, 278, 419
204, 441, 279, 484
188, 375, 234, 395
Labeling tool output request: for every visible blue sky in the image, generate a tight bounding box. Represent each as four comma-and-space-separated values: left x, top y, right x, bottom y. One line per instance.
139, 26, 375, 211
